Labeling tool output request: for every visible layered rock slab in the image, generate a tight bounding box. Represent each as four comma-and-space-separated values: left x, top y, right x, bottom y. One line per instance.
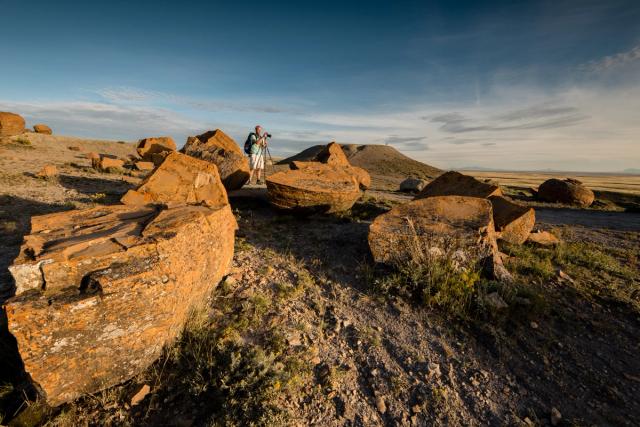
489, 196, 535, 245
266, 166, 361, 214
0, 111, 26, 136
415, 171, 502, 199
4, 202, 237, 406
121, 152, 228, 207
181, 129, 250, 191
537, 178, 594, 207
368, 196, 498, 266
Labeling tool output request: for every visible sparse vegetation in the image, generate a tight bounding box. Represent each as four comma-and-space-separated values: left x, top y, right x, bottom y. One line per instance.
503, 240, 639, 310
13, 137, 31, 146
368, 226, 494, 317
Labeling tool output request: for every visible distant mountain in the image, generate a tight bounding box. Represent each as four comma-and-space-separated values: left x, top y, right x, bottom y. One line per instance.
622, 168, 640, 175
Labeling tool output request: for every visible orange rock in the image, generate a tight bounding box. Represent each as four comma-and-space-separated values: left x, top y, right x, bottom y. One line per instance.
415, 171, 503, 199
136, 137, 176, 160
93, 156, 124, 171
33, 124, 52, 134
121, 152, 228, 208
0, 111, 25, 136
489, 196, 535, 245
537, 178, 594, 207
291, 141, 371, 190
266, 167, 361, 214
527, 230, 560, 246
5, 202, 237, 406
315, 141, 351, 166
290, 161, 371, 190
134, 161, 155, 171
36, 164, 58, 179
368, 196, 498, 266
181, 130, 250, 191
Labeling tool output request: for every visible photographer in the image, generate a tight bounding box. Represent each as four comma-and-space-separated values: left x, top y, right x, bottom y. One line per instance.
247, 125, 270, 185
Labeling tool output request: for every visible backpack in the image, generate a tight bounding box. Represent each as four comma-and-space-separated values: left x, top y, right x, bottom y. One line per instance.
243, 132, 255, 155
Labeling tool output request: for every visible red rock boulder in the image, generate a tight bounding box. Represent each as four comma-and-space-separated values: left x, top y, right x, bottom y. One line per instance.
489, 196, 535, 245
5, 202, 236, 405
266, 166, 361, 214
181, 129, 250, 191
33, 124, 52, 135
136, 137, 176, 160
368, 196, 498, 266
415, 171, 503, 199
0, 112, 26, 136
121, 152, 228, 208
537, 178, 594, 207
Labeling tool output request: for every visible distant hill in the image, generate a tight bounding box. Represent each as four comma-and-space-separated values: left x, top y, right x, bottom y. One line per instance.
279, 144, 441, 190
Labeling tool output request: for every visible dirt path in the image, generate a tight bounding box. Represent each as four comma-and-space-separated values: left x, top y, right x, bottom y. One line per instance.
536, 208, 640, 231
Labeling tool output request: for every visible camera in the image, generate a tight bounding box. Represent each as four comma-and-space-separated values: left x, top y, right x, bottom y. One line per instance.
265, 133, 272, 138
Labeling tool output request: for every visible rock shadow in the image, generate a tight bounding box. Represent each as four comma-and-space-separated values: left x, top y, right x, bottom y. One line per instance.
58, 174, 135, 197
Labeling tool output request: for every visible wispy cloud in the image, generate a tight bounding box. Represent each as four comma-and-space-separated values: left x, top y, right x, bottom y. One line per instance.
95, 86, 292, 114
580, 44, 640, 73
427, 105, 588, 133
0, 100, 210, 142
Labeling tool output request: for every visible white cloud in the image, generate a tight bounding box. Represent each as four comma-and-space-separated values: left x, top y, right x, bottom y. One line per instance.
295, 84, 640, 172
581, 44, 640, 73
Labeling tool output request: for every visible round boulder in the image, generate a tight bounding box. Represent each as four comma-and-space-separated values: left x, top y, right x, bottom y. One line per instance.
0, 112, 26, 137
537, 178, 594, 207
33, 124, 53, 135
399, 178, 427, 193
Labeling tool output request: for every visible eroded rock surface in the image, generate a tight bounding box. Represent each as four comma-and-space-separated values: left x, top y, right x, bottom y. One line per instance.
368, 196, 498, 266
489, 196, 535, 245
5, 202, 236, 406
415, 171, 503, 199
291, 160, 371, 190
121, 152, 228, 207
537, 178, 595, 207
0, 112, 25, 136
266, 166, 361, 214
181, 129, 250, 191
136, 137, 176, 161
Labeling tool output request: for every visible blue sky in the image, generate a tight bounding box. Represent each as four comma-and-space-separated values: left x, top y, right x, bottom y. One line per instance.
1, 0, 639, 171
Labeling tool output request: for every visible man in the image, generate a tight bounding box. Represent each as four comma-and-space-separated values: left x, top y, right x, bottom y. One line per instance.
248, 125, 268, 185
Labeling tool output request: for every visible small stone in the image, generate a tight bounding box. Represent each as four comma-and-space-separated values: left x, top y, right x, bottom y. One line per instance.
551, 407, 562, 426
556, 269, 575, 283
36, 164, 58, 179
427, 362, 441, 378
375, 396, 386, 414
530, 321, 539, 329
130, 384, 150, 406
